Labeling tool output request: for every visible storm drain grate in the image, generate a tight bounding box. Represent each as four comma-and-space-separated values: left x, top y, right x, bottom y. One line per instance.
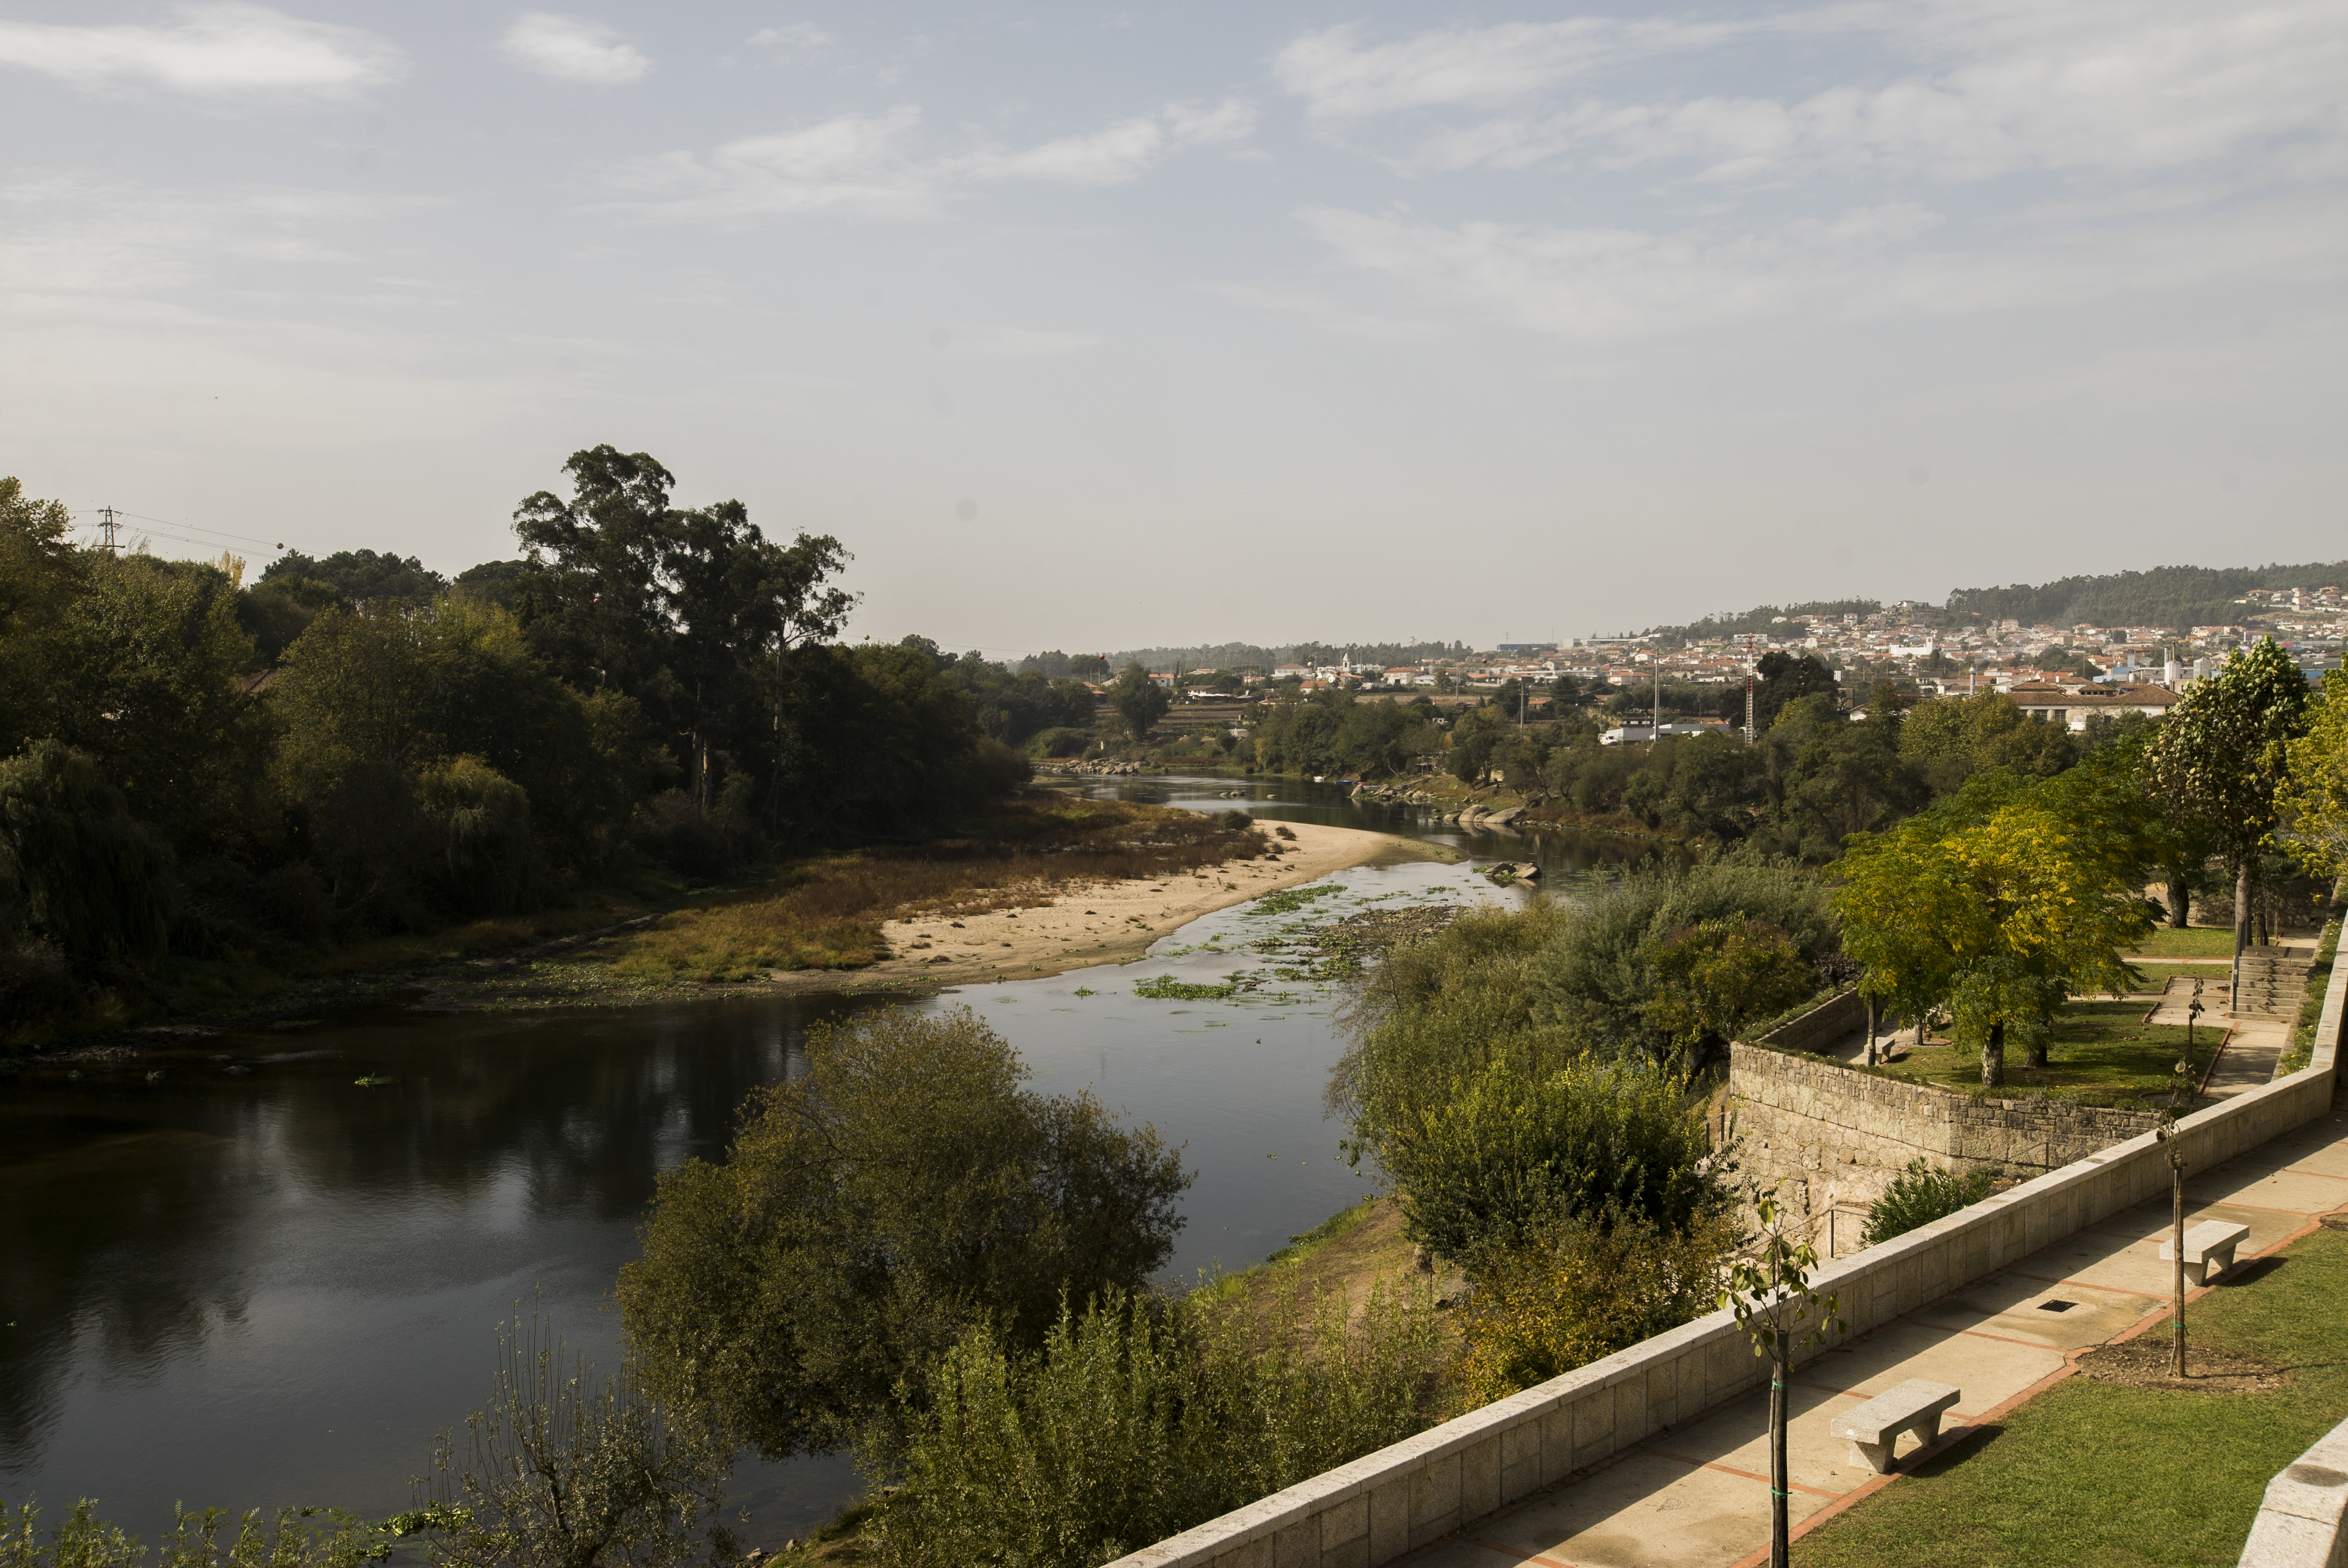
2037, 1299, 2077, 1313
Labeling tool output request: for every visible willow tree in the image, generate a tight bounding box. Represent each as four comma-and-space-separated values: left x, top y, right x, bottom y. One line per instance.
2141, 638, 2313, 965
1834, 766, 2150, 1087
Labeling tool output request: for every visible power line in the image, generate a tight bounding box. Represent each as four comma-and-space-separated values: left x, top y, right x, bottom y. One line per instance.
83, 506, 289, 553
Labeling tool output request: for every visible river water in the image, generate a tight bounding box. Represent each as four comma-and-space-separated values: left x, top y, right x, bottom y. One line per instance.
0, 777, 1667, 1546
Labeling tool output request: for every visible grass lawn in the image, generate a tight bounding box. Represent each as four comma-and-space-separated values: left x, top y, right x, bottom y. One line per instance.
1877, 1000, 2208, 1110
2126, 925, 2240, 958
1796, 1226, 2348, 1568
2126, 960, 2228, 989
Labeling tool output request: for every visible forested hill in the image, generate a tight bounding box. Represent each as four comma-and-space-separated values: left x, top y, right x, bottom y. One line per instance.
1940, 561, 2348, 630
1024, 639, 1471, 676
1645, 560, 2348, 644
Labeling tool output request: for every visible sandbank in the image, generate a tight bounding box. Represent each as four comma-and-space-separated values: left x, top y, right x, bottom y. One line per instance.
852, 820, 1451, 989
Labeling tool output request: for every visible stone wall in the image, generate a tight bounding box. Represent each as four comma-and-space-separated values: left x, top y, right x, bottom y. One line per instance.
1755, 988, 1867, 1054
1730, 1042, 2162, 1237
1105, 951, 2348, 1568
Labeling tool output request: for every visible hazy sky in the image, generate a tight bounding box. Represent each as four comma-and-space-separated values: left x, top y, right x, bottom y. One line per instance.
3, 2, 2342, 654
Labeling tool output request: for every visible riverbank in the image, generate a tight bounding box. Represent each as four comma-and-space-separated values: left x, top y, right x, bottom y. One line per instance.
847, 821, 1455, 989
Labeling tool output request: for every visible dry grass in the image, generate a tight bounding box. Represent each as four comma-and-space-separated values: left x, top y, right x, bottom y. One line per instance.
599, 796, 1265, 984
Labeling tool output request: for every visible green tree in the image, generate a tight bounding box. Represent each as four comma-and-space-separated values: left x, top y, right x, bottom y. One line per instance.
0, 740, 173, 963
1106, 661, 1169, 741
1753, 650, 1837, 731
2140, 638, 2314, 960
1834, 767, 2151, 1086
1641, 918, 1819, 1069
260, 546, 447, 603
618, 1007, 1191, 1461
2280, 668, 2348, 881
1898, 690, 2074, 796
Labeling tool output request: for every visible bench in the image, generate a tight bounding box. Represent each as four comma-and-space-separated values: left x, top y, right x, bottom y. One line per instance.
2160, 1220, 2253, 1286
1830, 1379, 1962, 1474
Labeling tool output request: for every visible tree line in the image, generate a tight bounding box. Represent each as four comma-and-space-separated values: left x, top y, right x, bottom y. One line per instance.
0, 453, 1039, 1024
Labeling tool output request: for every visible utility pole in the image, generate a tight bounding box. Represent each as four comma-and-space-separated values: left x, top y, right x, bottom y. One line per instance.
1744, 635, 1757, 743
97, 505, 120, 557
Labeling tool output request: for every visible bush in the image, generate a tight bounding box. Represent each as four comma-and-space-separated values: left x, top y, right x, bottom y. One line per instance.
871, 1280, 1440, 1568
1454, 1213, 1737, 1406
620, 1007, 1192, 1461
1333, 904, 1732, 1261
1029, 726, 1093, 759
0, 1499, 383, 1568
1861, 1157, 1996, 1246
1382, 1054, 1725, 1260
390, 1309, 733, 1568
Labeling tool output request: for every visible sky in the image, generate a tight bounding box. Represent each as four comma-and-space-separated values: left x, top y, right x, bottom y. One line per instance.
2, 1, 2343, 656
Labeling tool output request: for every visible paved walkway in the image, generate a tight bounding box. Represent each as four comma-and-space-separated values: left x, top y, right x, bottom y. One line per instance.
1404, 1091, 2348, 1568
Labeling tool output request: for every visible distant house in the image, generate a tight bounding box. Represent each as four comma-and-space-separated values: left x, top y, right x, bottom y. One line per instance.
2010, 684, 2182, 730
1273, 664, 1309, 679
1599, 723, 1722, 745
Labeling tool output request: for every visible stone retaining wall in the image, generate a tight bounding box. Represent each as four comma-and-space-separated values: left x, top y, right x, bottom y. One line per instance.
1731, 1041, 2163, 1227
1756, 988, 1867, 1054
1105, 953, 2348, 1568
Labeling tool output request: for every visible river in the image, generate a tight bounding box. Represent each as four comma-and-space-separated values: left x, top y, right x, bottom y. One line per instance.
0, 776, 1669, 1546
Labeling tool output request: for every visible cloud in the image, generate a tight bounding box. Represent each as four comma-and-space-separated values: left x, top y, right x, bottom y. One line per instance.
1281, 2, 2348, 184
1298, 191, 2348, 340
1199, 282, 1438, 342
622, 99, 1258, 216
1165, 97, 1256, 146
0, 3, 404, 97
960, 118, 1165, 185
1298, 203, 1952, 339
1274, 18, 1736, 120
501, 13, 649, 85
748, 23, 830, 50
609, 108, 936, 219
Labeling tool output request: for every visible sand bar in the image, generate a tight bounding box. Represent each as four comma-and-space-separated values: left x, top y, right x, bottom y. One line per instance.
851, 821, 1449, 988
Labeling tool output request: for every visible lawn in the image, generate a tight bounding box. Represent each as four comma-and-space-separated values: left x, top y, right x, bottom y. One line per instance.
2126, 925, 2241, 958
1796, 1226, 2348, 1568
1876, 999, 2210, 1109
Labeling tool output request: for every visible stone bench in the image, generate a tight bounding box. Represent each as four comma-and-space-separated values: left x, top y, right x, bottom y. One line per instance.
1830, 1379, 1962, 1474
2161, 1220, 2253, 1286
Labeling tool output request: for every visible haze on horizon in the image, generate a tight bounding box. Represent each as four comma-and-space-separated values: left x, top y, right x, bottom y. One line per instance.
3, 0, 2341, 656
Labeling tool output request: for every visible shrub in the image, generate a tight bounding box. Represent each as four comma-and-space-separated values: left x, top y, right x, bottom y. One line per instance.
871, 1280, 1440, 1568
1333, 904, 1731, 1261
1861, 1157, 1996, 1246
1454, 1213, 1738, 1406
1029, 726, 1094, 759
620, 1007, 1192, 1462
390, 1310, 733, 1568
0, 740, 174, 962
0, 1499, 384, 1568
1383, 1055, 1725, 1261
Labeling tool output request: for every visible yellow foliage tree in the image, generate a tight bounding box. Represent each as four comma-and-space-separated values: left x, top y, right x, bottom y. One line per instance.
2280, 668, 2348, 883
1834, 765, 2150, 1086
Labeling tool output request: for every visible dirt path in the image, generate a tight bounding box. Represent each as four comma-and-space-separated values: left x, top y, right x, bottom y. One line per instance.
850, 821, 1454, 989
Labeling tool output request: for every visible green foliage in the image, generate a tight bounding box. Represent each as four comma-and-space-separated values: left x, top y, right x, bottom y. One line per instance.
1375, 1052, 1724, 1261
871, 1282, 1440, 1568
1860, 1157, 1996, 1245
619, 1007, 1191, 1461
1253, 689, 1436, 778
1942, 560, 2348, 633
1454, 1214, 1737, 1405
1106, 662, 1170, 741
261, 547, 447, 604
390, 1310, 733, 1568
0, 741, 173, 962
1132, 974, 1238, 1000
417, 756, 537, 917
2280, 668, 2348, 878
1528, 850, 1841, 1065
2141, 637, 2313, 868
1898, 690, 2076, 795
1836, 763, 2156, 1086
1641, 919, 1819, 1065
0, 1499, 387, 1568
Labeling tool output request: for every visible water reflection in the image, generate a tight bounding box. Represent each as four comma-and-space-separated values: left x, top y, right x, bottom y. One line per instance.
0, 774, 1666, 1544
